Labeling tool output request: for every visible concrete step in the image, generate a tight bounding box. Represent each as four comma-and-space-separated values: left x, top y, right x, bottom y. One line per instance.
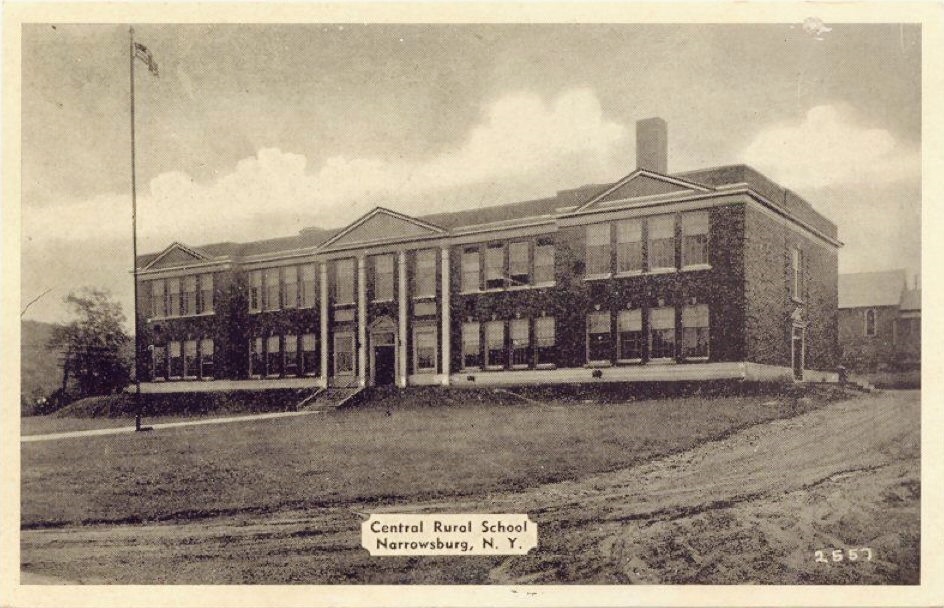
299, 387, 364, 411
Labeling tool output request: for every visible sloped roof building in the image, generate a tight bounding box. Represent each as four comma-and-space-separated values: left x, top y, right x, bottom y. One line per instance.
135, 118, 840, 392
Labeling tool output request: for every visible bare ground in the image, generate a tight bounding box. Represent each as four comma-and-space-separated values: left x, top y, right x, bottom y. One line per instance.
21, 390, 919, 585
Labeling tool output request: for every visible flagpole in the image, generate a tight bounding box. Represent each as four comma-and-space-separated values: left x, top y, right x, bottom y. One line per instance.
130, 26, 143, 432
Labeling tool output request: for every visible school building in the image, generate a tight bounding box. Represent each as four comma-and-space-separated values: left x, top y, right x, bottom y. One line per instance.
134, 118, 841, 392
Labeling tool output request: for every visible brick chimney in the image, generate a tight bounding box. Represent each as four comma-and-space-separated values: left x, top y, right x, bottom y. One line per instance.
636, 117, 668, 174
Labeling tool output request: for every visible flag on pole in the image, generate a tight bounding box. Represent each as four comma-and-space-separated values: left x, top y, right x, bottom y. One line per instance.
134, 42, 159, 77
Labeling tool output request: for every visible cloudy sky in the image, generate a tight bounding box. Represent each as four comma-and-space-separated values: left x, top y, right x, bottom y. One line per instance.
21, 23, 921, 325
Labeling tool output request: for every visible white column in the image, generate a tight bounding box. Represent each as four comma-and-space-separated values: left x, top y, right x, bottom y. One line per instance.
319, 261, 329, 388
357, 256, 367, 388
440, 246, 451, 386
398, 250, 408, 387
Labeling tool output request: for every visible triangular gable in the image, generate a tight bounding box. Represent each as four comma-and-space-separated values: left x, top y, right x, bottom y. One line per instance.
575, 169, 712, 212
319, 207, 447, 250
142, 242, 211, 270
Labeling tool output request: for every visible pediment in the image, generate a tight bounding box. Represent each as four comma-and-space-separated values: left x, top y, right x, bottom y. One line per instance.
575, 170, 712, 212
320, 207, 446, 250
143, 242, 210, 270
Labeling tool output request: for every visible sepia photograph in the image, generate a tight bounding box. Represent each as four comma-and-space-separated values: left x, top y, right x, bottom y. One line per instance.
3, 3, 939, 605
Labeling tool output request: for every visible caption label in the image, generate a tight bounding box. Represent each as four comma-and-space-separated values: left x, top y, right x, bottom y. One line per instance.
362, 513, 537, 556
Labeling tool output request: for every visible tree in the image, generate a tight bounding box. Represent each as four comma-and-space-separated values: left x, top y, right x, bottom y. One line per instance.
48, 288, 132, 401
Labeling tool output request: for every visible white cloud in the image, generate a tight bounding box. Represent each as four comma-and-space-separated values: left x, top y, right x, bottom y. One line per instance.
24, 88, 628, 254
740, 105, 919, 189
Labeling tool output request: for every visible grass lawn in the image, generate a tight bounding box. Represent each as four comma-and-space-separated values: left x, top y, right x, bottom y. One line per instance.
21, 389, 840, 529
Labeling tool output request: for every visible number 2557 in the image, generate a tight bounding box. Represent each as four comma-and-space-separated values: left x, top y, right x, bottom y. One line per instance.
815, 548, 873, 563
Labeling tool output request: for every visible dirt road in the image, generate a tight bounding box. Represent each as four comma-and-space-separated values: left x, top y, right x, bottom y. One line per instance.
21, 390, 919, 584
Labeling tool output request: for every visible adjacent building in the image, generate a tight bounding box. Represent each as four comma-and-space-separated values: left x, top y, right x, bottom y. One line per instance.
838, 270, 921, 373
135, 118, 841, 392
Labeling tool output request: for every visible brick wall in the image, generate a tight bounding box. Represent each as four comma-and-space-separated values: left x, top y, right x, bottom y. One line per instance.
743, 205, 838, 370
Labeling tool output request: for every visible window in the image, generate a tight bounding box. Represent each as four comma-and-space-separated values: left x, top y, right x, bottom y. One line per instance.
587, 311, 612, 362
534, 241, 555, 285
264, 268, 281, 311
865, 309, 877, 337
586, 224, 611, 276
374, 254, 394, 301
250, 337, 264, 377
334, 332, 355, 375
301, 264, 317, 309
168, 340, 183, 378
199, 274, 214, 314
681, 304, 709, 358
510, 318, 530, 367
648, 216, 676, 271
461, 248, 480, 292
266, 335, 281, 377
180, 276, 197, 316
616, 219, 643, 274
152, 345, 166, 380
183, 340, 197, 379
682, 212, 709, 267
284, 334, 298, 376
283, 266, 298, 309
649, 306, 676, 360
168, 278, 181, 317
414, 326, 437, 373
618, 309, 644, 361
151, 280, 166, 319
791, 247, 803, 301
462, 322, 482, 369
301, 333, 318, 375
249, 271, 262, 313
335, 259, 355, 305
199, 338, 214, 379
485, 321, 505, 368
535, 317, 556, 366
509, 242, 530, 286
485, 245, 505, 289
414, 249, 436, 298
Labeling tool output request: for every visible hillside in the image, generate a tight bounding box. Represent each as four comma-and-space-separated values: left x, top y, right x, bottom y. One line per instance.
21, 320, 64, 402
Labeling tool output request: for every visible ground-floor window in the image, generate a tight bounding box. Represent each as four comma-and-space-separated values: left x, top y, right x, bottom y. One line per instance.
510, 319, 530, 368
301, 333, 318, 376
681, 304, 709, 358
462, 322, 481, 369
414, 325, 437, 373
152, 345, 166, 380
168, 341, 183, 378
649, 307, 676, 360
535, 317, 556, 366
284, 334, 299, 376
266, 335, 281, 377
250, 337, 264, 377
485, 320, 505, 368
334, 331, 355, 376
587, 311, 612, 362
183, 340, 198, 379
618, 309, 644, 361
199, 338, 214, 379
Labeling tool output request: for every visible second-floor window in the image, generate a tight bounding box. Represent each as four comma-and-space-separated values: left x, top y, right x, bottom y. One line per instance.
791, 247, 804, 301
182, 276, 197, 316
485, 245, 505, 289
151, 280, 166, 318
301, 264, 317, 308
865, 308, 877, 337
682, 211, 709, 267
374, 254, 394, 301
199, 274, 214, 314
508, 242, 530, 286
461, 249, 480, 292
168, 278, 181, 317
283, 266, 298, 309
534, 241, 555, 285
414, 249, 436, 298
616, 219, 643, 274
648, 215, 676, 271
586, 224, 611, 276
335, 258, 355, 305
264, 268, 280, 311
249, 271, 262, 312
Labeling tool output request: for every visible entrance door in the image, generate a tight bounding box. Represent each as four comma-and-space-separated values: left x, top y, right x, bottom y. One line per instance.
791, 326, 805, 381
374, 344, 396, 386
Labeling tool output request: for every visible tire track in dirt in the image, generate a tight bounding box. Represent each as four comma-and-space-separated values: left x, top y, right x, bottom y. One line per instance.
21, 390, 919, 584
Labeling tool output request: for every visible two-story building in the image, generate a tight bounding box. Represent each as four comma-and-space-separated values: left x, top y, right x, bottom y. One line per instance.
135, 118, 841, 392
